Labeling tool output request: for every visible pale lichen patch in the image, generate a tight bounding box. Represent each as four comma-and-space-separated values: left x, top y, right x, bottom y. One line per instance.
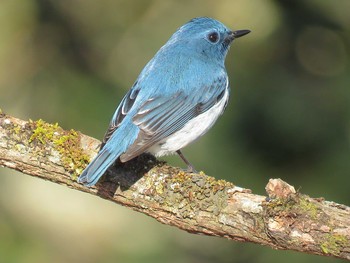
268, 218, 286, 232
240, 197, 263, 213
4, 119, 11, 125
218, 214, 237, 227
227, 185, 248, 194
290, 230, 315, 243
320, 225, 331, 233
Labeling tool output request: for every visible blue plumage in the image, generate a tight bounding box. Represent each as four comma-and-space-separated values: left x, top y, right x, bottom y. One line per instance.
78, 17, 250, 186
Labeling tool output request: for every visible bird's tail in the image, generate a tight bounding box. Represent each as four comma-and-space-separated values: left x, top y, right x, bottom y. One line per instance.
78, 124, 138, 187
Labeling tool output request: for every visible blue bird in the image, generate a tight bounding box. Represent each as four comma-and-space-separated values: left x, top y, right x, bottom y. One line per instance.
78, 17, 250, 186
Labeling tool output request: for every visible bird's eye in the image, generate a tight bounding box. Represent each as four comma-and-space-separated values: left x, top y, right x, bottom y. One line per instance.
208, 32, 219, 43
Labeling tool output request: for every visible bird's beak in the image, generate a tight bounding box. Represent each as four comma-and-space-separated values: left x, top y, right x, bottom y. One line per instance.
232, 29, 251, 39
225, 30, 250, 43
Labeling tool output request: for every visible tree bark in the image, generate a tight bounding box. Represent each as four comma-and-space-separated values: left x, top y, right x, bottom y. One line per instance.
0, 112, 349, 260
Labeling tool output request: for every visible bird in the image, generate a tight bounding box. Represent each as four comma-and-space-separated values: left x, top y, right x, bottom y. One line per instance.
78, 17, 250, 186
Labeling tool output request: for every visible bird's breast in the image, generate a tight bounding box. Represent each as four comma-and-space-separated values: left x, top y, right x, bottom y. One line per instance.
148, 87, 229, 156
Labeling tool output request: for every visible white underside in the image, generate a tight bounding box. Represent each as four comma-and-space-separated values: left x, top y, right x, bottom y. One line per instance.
147, 88, 229, 157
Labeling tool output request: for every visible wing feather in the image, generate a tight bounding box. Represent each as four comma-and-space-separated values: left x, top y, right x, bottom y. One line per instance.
120, 75, 228, 162
100, 84, 140, 149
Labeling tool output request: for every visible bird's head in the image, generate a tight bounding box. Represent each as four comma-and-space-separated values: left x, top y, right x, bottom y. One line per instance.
166, 17, 250, 64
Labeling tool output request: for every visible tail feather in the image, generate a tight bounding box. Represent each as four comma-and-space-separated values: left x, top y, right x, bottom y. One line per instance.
78, 147, 119, 186
78, 123, 139, 187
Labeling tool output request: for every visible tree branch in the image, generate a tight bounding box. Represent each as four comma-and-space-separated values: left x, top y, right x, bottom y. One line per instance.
0, 112, 349, 260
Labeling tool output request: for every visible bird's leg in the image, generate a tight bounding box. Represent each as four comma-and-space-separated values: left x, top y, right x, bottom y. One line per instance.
176, 150, 197, 173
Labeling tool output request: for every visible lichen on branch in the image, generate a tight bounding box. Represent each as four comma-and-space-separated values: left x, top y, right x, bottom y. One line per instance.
2, 117, 91, 178
0, 113, 349, 261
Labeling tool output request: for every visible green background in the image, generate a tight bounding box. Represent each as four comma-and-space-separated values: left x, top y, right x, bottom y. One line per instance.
0, 0, 349, 262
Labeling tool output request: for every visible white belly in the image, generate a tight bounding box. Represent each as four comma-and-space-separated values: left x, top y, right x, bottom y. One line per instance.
148, 89, 229, 157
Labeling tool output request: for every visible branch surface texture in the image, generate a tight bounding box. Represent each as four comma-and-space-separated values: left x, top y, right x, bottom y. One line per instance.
0, 112, 349, 260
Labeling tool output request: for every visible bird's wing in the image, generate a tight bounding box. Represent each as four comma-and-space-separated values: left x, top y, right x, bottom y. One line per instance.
100, 84, 140, 149
120, 75, 228, 162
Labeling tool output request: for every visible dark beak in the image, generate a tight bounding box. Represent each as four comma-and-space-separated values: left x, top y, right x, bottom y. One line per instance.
225, 30, 251, 43
232, 29, 251, 39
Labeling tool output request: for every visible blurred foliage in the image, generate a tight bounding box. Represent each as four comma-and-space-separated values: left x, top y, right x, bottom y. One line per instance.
0, 0, 349, 262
